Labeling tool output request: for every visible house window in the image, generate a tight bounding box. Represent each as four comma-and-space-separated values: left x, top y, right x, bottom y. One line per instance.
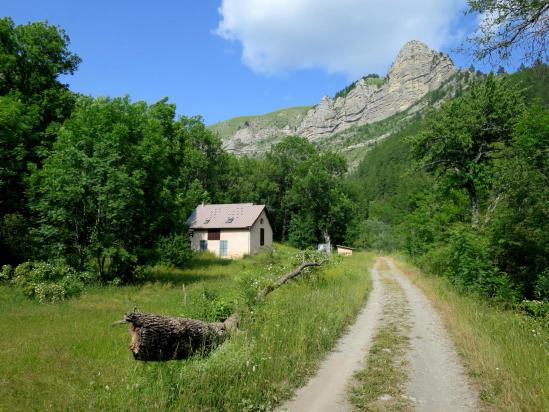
208, 229, 220, 240
260, 228, 265, 246
220, 240, 228, 257
260, 218, 264, 224
199, 240, 208, 252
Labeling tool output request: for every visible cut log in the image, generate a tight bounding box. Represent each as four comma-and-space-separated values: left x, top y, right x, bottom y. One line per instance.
122, 312, 239, 361
114, 260, 323, 361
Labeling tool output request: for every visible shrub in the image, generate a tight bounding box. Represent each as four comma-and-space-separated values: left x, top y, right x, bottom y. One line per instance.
416, 243, 451, 275
1, 264, 13, 281
12, 261, 94, 303
518, 300, 549, 320
534, 269, 549, 300
157, 233, 193, 268
200, 287, 234, 322
446, 228, 518, 302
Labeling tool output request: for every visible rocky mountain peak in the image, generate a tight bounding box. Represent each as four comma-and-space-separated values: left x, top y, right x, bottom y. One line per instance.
388, 40, 454, 82
215, 41, 458, 153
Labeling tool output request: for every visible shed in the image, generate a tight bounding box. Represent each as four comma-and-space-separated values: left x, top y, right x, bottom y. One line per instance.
336, 245, 354, 256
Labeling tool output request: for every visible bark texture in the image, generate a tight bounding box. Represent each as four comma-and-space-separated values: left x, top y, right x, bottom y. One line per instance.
123, 312, 238, 361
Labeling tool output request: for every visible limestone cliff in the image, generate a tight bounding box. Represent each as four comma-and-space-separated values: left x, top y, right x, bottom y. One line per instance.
298, 41, 456, 140
213, 41, 458, 154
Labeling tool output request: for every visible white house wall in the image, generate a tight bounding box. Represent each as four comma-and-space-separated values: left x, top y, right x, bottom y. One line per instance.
191, 229, 251, 259
249, 210, 273, 254
190, 210, 273, 259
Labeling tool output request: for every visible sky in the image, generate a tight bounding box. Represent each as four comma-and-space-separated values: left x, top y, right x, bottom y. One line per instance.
3, 0, 520, 125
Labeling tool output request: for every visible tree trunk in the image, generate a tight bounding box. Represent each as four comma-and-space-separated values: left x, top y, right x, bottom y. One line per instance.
122, 312, 238, 361
115, 261, 323, 361
465, 181, 479, 228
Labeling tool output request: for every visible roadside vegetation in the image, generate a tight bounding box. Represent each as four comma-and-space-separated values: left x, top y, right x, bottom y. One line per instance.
395, 258, 549, 411
347, 63, 549, 309
0, 245, 373, 411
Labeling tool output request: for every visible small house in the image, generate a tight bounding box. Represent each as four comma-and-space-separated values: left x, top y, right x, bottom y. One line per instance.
336, 245, 353, 256
187, 203, 273, 259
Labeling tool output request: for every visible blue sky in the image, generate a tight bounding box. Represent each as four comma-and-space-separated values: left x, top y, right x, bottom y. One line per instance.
3, 1, 517, 125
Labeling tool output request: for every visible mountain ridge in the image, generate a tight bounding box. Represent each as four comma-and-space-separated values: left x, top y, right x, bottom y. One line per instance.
212, 40, 460, 156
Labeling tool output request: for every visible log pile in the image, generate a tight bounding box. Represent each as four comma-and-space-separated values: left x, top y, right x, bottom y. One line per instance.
114, 260, 323, 361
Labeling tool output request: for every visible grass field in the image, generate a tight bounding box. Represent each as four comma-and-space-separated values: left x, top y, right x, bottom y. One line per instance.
395, 258, 549, 412
0, 245, 373, 411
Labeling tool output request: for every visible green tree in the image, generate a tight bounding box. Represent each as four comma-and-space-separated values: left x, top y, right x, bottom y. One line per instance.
30, 97, 216, 281
263, 136, 317, 240
286, 151, 353, 248
466, 0, 548, 63
488, 103, 549, 296
0, 18, 80, 264
412, 75, 525, 227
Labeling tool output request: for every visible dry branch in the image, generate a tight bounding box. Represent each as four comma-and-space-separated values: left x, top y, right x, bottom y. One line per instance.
257, 261, 322, 299
114, 260, 324, 361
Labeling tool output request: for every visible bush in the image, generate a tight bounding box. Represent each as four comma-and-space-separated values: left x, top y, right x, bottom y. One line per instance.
446, 228, 518, 302
518, 300, 549, 320
534, 269, 549, 300
12, 261, 95, 303
1, 264, 13, 281
416, 243, 451, 275
200, 287, 234, 322
157, 233, 193, 268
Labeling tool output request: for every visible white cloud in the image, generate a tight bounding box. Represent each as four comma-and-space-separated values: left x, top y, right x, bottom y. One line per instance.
216, 0, 466, 78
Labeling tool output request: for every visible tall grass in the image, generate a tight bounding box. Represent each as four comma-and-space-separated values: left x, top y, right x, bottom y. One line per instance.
0, 246, 372, 411
395, 259, 549, 412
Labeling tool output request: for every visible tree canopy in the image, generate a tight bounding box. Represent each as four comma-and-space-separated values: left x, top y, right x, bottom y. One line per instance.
466, 0, 549, 64
412, 74, 525, 227
0, 17, 80, 263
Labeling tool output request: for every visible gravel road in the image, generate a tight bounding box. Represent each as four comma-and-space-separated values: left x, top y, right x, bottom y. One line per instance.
279, 257, 478, 412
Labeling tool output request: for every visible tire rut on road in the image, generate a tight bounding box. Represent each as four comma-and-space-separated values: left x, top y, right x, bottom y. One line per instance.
280, 257, 478, 412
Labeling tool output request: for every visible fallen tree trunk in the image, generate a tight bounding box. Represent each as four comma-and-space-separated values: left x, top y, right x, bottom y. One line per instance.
121, 312, 239, 361
114, 260, 322, 361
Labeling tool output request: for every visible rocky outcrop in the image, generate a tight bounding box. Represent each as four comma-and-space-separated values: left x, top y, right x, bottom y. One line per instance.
216, 41, 457, 152
297, 41, 456, 140
224, 124, 295, 155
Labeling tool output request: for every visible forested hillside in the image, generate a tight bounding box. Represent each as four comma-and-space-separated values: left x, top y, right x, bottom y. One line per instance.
348, 63, 549, 303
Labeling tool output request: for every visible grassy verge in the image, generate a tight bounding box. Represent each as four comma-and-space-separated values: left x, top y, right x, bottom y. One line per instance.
349, 274, 412, 411
394, 258, 549, 412
0, 245, 372, 411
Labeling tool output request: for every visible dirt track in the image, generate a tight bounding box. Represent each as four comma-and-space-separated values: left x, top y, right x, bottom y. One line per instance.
279, 257, 478, 412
